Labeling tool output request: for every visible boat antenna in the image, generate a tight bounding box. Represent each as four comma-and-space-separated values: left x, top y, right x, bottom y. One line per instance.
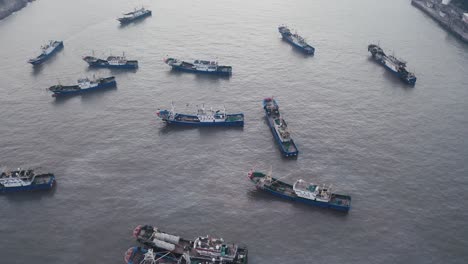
171, 101, 175, 114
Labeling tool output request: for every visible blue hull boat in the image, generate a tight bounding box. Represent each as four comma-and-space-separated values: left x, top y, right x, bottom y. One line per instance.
156, 105, 244, 127
278, 26, 314, 55
368, 44, 417, 85
49, 76, 116, 97
28, 40, 63, 65
1, 169, 55, 193
262, 98, 298, 157
248, 170, 351, 212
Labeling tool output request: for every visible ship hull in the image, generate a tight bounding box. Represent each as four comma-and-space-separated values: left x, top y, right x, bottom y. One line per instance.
250, 176, 350, 212
170, 65, 232, 76
380, 59, 417, 85
264, 114, 298, 157
163, 119, 244, 127
0, 175, 55, 193
51, 78, 116, 97
281, 34, 315, 55
86, 62, 138, 69
28, 41, 64, 65
118, 11, 152, 24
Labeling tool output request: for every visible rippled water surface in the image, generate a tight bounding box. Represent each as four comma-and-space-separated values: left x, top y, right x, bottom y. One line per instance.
1, 0, 468, 263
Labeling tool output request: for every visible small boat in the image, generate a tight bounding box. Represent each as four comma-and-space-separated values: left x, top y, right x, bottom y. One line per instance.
28, 40, 63, 65
368, 44, 417, 85
133, 225, 248, 264
248, 169, 351, 212
82, 53, 138, 69
118, 7, 152, 24
156, 104, 244, 127
164, 58, 232, 76
0, 168, 55, 193
48, 76, 116, 97
278, 26, 314, 55
124, 247, 189, 264
262, 97, 298, 157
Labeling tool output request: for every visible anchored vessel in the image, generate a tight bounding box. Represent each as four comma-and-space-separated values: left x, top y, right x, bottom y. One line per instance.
368, 44, 417, 85
133, 225, 248, 264
48, 76, 116, 97
278, 26, 314, 55
118, 7, 152, 24
82, 54, 138, 69
28, 40, 63, 65
156, 104, 244, 127
248, 169, 351, 212
262, 97, 298, 157
164, 58, 232, 76
0, 168, 55, 193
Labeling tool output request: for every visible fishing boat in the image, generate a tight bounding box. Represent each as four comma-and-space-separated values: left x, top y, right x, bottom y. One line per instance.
0, 168, 55, 193
48, 76, 116, 97
248, 168, 351, 212
368, 44, 417, 85
164, 58, 232, 76
28, 40, 63, 65
156, 104, 244, 127
262, 97, 298, 157
133, 225, 248, 264
82, 53, 138, 69
278, 26, 314, 55
118, 7, 152, 24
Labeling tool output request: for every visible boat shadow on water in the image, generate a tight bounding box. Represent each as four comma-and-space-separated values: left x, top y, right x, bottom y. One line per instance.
118, 18, 149, 29
167, 68, 231, 82
2, 183, 57, 201
246, 189, 349, 216
51, 86, 117, 105
158, 124, 243, 135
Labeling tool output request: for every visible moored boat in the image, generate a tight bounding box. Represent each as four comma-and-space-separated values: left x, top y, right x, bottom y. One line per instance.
278, 26, 314, 55
262, 97, 298, 157
0, 168, 55, 193
156, 104, 244, 127
368, 44, 417, 85
48, 76, 116, 97
83, 53, 138, 69
28, 40, 63, 65
118, 7, 152, 24
164, 58, 232, 76
133, 225, 248, 264
248, 169, 351, 212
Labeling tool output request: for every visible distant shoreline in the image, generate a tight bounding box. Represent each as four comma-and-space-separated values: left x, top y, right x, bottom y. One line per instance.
0, 0, 34, 21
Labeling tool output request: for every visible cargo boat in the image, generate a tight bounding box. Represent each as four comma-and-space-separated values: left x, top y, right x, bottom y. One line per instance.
0, 168, 55, 193
278, 26, 314, 55
368, 44, 417, 85
48, 76, 116, 97
164, 58, 232, 76
156, 104, 244, 127
28, 40, 63, 65
118, 7, 152, 24
83, 53, 138, 69
133, 225, 248, 264
262, 97, 298, 157
248, 169, 351, 212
